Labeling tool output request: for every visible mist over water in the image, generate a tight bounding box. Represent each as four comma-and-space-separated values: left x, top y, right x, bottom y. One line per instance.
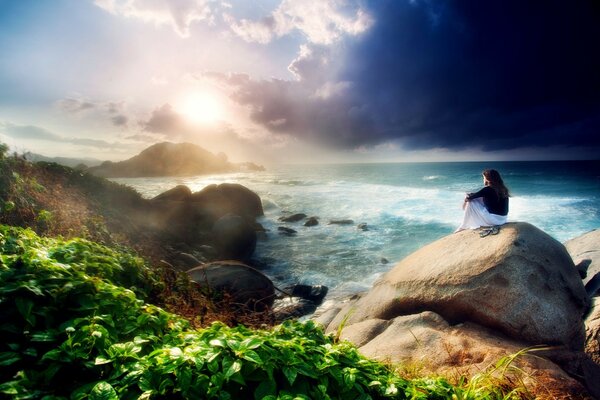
114, 161, 600, 300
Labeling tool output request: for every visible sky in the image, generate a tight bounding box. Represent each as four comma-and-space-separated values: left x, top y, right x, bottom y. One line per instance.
0, 0, 599, 164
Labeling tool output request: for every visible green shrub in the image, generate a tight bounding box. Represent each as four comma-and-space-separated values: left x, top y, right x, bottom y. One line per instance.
0, 225, 521, 399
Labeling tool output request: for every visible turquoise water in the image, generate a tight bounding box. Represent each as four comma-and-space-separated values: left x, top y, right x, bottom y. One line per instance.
113, 160, 600, 299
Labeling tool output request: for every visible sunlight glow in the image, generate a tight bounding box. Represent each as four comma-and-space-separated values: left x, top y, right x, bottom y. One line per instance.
177, 91, 225, 124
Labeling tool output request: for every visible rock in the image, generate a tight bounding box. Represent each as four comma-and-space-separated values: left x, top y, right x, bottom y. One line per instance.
357, 223, 368, 231
196, 245, 218, 259
565, 229, 600, 287
187, 261, 275, 310
173, 252, 201, 269
325, 222, 589, 350
287, 284, 329, 304
586, 273, 600, 298
278, 227, 297, 236
279, 213, 307, 223
191, 183, 263, 221
328, 219, 354, 225
586, 298, 600, 364
338, 311, 588, 395
273, 298, 318, 322
380, 257, 389, 264
576, 259, 592, 279
212, 215, 257, 260
304, 216, 319, 227
151, 185, 192, 202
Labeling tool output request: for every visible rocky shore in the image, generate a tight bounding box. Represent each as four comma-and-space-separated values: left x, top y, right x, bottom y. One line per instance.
146, 182, 600, 396
312, 222, 600, 398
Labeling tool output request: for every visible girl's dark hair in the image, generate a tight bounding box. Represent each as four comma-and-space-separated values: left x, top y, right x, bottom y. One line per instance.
483, 169, 510, 198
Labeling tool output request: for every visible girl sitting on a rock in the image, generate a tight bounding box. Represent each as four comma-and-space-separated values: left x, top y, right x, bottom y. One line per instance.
456, 169, 510, 232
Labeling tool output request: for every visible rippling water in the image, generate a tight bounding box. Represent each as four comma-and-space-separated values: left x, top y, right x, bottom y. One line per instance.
113, 160, 600, 300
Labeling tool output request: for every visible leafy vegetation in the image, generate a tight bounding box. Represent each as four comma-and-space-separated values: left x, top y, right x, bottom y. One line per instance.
0, 225, 529, 399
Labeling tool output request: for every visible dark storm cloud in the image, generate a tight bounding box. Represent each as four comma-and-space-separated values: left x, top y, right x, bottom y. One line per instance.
340, 0, 600, 151
228, 0, 600, 153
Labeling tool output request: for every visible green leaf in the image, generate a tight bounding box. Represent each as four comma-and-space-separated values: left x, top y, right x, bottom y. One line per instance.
0, 352, 21, 366
95, 356, 112, 365
240, 337, 263, 350
89, 382, 118, 400
282, 367, 297, 386
254, 379, 276, 400
224, 359, 242, 379
242, 350, 262, 364
15, 297, 35, 325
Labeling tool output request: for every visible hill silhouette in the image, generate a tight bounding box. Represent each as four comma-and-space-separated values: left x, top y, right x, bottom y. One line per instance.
88, 142, 263, 178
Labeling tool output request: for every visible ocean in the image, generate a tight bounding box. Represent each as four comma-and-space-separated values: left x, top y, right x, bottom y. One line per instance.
113, 160, 600, 301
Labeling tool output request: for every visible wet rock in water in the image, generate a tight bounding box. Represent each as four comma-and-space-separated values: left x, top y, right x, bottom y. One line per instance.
151, 185, 193, 202
273, 298, 318, 322
380, 257, 389, 264
212, 214, 257, 261
357, 223, 369, 231
278, 226, 297, 236
328, 219, 354, 225
304, 216, 319, 227
288, 284, 329, 305
279, 213, 307, 223
191, 183, 264, 220
187, 261, 275, 310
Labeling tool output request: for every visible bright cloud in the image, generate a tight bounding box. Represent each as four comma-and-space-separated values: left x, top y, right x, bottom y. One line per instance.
225, 0, 373, 45
93, 0, 214, 37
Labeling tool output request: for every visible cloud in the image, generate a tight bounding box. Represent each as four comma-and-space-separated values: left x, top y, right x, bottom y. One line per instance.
222, 1, 600, 155
0, 121, 123, 149
141, 103, 186, 134
225, 0, 373, 45
94, 0, 214, 37
111, 114, 129, 126
56, 98, 131, 128
56, 98, 95, 113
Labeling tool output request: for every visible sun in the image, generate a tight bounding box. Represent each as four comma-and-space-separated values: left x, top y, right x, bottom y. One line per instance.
178, 91, 225, 124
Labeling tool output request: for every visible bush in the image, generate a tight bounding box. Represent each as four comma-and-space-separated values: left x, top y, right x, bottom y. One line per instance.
0, 226, 521, 399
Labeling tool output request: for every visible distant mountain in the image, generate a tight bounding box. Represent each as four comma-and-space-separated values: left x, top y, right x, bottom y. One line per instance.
87, 142, 264, 178
23, 152, 103, 169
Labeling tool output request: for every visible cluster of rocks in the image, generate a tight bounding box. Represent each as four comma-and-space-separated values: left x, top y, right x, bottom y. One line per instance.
150, 183, 328, 318
277, 213, 369, 235
313, 223, 600, 397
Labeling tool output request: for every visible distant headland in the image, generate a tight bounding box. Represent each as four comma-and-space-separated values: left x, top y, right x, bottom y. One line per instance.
87, 142, 265, 178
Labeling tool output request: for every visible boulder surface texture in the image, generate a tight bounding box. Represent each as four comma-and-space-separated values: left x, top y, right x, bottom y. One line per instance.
565, 229, 600, 288
324, 222, 589, 351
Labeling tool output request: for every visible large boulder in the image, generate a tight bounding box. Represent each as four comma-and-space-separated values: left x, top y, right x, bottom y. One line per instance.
187, 261, 275, 310
191, 183, 263, 221
325, 222, 589, 350
151, 185, 192, 202
212, 214, 257, 261
565, 229, 600, 291
586, 298, 600, 364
